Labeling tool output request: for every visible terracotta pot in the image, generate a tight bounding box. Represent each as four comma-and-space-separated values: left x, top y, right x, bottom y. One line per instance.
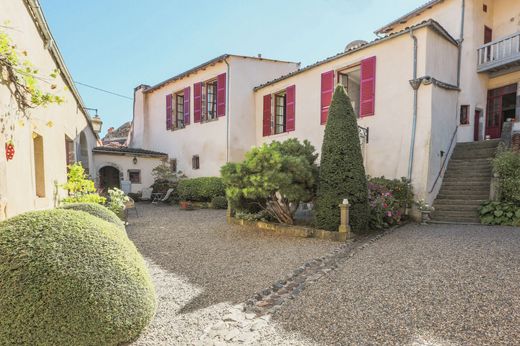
179, 201, 193, 210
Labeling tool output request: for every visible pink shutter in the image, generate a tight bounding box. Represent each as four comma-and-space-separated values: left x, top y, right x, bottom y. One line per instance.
166, 94, 173, 130
360, 56, 376, 117
286, 85, 295, 132
217, 73, 226, 117
183, 87, 191, 125
194, 82, 202, 123
320, 70, 334, 124
262, 94, 272, 137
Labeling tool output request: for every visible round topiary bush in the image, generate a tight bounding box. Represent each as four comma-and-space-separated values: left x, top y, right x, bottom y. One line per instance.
211, 195, 228, 209
60, 202, 125, 230
0, 209, 156, 345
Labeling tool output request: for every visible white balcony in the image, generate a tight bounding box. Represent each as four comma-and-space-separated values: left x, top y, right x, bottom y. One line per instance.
477, 32, 520, 73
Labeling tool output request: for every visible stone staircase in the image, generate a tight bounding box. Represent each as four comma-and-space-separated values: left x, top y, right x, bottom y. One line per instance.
432, 139, 500, 224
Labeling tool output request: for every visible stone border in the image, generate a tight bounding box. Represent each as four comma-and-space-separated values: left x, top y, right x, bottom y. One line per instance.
244, 223, 407, 316
228, 217, 350, 242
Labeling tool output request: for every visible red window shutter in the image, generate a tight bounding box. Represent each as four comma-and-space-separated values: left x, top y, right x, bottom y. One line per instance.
183, 86, 191, 125
262, 94, 272, 137
194, 82, 202, 123
166, 94, 173, 130
286, 85, 296, 132
217, 73, 226, 117
360, 56, 376, 117
320, 70, 334, 124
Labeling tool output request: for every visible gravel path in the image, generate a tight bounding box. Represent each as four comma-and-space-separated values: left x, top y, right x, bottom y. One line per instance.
274, 223, 520, 345
126, 203, 336, 313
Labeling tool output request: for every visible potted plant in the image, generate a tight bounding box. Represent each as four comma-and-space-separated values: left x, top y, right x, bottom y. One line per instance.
415, 199, 434, 225
179, 200, 193, 210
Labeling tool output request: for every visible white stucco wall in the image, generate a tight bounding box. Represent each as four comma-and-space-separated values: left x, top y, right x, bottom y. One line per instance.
130, 57, 298, 178
0, 0, 97, 218
93, 153, 164, 194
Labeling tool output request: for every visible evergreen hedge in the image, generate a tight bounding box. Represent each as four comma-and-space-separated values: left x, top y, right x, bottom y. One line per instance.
177, 177, 225, 202
60, 202, 125, 230
315, 86, 369, 232
0, 209, 156, 345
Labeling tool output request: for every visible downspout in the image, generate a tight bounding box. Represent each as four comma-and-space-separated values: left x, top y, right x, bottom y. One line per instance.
407, 29, 419, 182
224, 58, 230, 162
456, 0, 465, 87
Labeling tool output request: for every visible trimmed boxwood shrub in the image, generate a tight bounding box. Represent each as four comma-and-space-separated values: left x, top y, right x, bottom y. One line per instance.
0, 209, 156, 345
211, 196, 228, 209
60, 202, 125, 230
177, 177, 225, 202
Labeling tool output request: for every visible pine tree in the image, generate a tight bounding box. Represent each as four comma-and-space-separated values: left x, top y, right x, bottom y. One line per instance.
315, 85, 369, 232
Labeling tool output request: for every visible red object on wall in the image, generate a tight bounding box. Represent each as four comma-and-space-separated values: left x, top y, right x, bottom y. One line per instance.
165, 94, 173, 130
360, 56, 376, 117
262, 94, 272, 137
217, 73, 226, 117
320, 70, 334, 124
286, 85, 296, 132
194, 82, 202, 123
183, 87, 191, 125
5, 142, 14, 161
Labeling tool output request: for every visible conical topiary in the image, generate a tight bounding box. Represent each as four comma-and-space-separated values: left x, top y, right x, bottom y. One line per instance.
315, 85, 369, 232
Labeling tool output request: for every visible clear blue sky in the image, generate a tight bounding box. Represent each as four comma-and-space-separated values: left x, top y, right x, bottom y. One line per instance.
40, 0, 423, 136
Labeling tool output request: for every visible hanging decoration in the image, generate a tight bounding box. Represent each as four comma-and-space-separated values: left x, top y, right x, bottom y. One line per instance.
5, 141, 14, 161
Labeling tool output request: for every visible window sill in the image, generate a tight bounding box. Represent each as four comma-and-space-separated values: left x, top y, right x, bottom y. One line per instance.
267, 131, 291, 138
201, 117, 218, 124
171, 126, 186, 132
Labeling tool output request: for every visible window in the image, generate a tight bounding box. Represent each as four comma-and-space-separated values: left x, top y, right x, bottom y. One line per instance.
192, 155, 200, 170
339, 66, 361, 117
33, 133, 45, 197
483, 4, 487, 12
460, 105, 470, 125
174, 92, 185, 129
204, 79, 218, 121
128, 169, 141, 184
274, 91, 286, 134
170, 159, 177, 173
65, 136, 75, 166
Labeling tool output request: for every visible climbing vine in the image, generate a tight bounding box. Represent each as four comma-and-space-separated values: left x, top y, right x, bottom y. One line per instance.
0, 23, 64, 147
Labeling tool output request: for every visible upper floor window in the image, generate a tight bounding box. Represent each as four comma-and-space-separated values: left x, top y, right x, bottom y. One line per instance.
338, 66, 361, 117
204, 79, 218, 121
274, 91, 286, 134
460, 105, 470, 125
175, 92, 185, 129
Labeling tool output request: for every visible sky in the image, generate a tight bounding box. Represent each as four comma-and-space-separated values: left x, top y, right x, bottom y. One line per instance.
40, 0, 425, 136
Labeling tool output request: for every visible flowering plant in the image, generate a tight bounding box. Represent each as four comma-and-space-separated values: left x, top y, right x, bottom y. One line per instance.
415, 199, 434, 212
368, 182, 403, 229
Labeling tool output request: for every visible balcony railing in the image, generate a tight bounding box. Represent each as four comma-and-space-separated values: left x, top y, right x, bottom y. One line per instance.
477, 32, 520, 73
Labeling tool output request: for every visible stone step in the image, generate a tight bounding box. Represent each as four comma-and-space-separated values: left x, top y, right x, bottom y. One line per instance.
447, 159, 492, 167
440, 181, 490, 188
433, 203, 482, 212
438, 186, 490, 194
442, 176, 491, 183
455, 139, 501, 149
436, 192, 489, 200
444, 172, 492, 179
433, 209, 480, 217
451, 148, 497, 160
431, 213, 480, 223
433, 199, 486, 206
429, 219, 481, 225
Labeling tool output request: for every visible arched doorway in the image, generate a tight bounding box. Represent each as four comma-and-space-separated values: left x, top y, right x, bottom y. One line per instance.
78, 131, 90, 172
99, 166, 121, 191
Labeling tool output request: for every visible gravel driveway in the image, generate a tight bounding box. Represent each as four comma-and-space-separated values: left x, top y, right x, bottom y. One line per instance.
126, 203, 336, 313
274, 223, 520, 345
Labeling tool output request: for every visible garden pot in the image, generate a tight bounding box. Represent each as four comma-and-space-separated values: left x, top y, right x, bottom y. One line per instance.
420, 211, 431, 225
179, 201, 193, 210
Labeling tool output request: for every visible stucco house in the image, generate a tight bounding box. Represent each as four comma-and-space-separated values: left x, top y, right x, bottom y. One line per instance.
129, 54, 299, 177
254, 0, 520, 222
0, 0, 99, 220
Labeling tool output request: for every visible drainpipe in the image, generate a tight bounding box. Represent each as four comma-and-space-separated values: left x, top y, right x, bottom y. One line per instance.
407, 29, 419, 182
456, 0, 466, 87
224, 58, 230, 163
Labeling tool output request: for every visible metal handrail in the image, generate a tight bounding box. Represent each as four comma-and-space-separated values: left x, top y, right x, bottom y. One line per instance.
428, 126, 458, 193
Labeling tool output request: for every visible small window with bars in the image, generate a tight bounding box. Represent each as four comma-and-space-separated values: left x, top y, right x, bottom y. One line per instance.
192, 155, 200, 170
274, 91, 286, 134
460, 105, 470, 125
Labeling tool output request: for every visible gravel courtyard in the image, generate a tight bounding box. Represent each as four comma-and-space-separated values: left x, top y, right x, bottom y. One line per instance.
274, 223, 520, 345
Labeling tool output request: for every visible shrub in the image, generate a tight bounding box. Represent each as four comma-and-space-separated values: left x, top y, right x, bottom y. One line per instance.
479, 201, 520, 226
315, 86, 369, 232
368, 176, 413, 208
221, 138, 318, 225
177, 177, 225, 202
107, 187, 129, 219
0, 209, 156, 345
493, 150, 520, 203
211, 196, 228, 209
60, 202, 125, 230
368, 182, 403, 229
62, 193, 106, 205
61, 163, 106, 205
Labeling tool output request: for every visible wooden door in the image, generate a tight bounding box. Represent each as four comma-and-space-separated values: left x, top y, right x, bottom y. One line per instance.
484, 26, 493, 44
474, 109, 482, 141
486, 84, 517, 139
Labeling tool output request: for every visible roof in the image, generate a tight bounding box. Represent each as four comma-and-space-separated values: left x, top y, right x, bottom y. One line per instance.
374, 0, 445, 35
254, 20, 457, 91
24, 0, 99, 140
145, 54, 299, 93
92, 146, 168, 158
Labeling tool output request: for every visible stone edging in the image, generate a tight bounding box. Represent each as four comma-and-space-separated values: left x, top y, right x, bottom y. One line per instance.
244, 223, 407, 316
228, 217, 349, 242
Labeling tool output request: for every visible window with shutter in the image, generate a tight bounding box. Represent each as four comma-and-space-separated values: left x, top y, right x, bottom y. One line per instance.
174, 91, 185, 129
274, 91, 286, 134
183, 87, 190, 125
166, 94, 173, 130
263, 94, 272, 137
359, 56, 376, 117
194, 82, 202, 123
217, 73, 226, 117
320, 70, 334, 124
286, 85, 296, 132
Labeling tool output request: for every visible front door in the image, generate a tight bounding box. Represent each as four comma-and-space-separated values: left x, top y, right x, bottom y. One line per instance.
486, 84, 517, 139
474, 109, 482, 141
